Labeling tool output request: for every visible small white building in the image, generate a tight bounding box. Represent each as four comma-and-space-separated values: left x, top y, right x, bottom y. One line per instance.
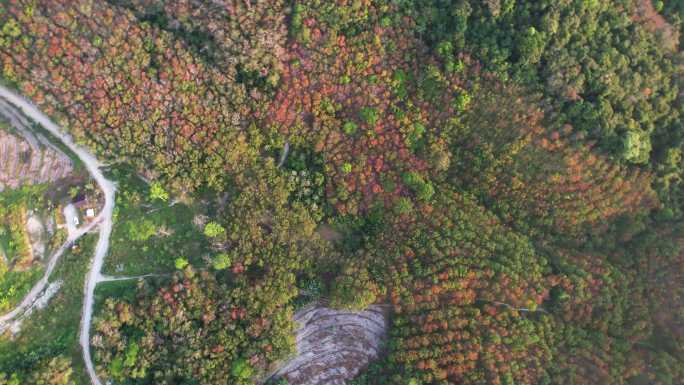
86, 208, 95, 218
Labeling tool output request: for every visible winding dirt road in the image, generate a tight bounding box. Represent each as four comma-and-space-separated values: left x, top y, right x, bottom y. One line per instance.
0, 219, 99, 329
1, 85, 388, 385
0, 85, 115, 385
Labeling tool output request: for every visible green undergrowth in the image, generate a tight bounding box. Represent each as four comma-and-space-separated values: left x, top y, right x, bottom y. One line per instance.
0, 184, 57, 313
0, 233, 97, 385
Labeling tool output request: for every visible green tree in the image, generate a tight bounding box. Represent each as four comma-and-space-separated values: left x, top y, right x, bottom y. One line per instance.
211, 253, 232, 270
394, 197, 414, 215
623, 130, 652, 164
343, 121, 358, 135
128, 219, 156, 242
1, 18, 21, 39
516, 27, 546, 65
329, 263, 381, 311
453, 92, 471, 111
231, 358, 254, 381
402, 172, 434, 201
359, 107, 379, 126
203, 222, 225, 238
149, 181, 169, 202
174, 257, 189, 270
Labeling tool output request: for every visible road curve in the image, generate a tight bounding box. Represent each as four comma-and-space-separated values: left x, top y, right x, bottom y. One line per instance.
0, 85, 115, 385
0, 217, 99, 327
0, 100, 101, 327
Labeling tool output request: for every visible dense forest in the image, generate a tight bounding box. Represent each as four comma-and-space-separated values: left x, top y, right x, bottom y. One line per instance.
0, 0, 682, 384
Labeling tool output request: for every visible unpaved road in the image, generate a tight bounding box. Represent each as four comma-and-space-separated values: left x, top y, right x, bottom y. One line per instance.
63, 204, 79, 239
0, 218, 98, 329
0, 99, 101, 329
0, 85, 115, 385
1, 280, 62, 335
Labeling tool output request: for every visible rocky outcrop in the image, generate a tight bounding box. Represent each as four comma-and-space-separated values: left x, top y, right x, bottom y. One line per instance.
271, 305, 388, 385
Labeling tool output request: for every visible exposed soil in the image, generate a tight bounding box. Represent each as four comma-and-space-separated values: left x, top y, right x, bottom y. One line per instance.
0, 101, 73, 192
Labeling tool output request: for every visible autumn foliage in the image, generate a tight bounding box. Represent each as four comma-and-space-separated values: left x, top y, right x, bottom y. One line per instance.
0, 0, 681, 384
452, 81, 659, 237
265, 1, 473, 214
0, 0, 258, 192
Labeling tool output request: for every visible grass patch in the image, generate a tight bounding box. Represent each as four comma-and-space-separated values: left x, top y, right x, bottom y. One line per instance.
0, 267, 43, 312
102, 165, 210, 276
92, 279, 140, 320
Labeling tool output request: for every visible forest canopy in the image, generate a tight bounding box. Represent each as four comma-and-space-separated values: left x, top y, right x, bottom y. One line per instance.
0, 0, 682, 384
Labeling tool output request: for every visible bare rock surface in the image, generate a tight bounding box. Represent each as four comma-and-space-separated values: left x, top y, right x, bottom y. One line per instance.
26, 213, 46, 260
272, 305, 388, 385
